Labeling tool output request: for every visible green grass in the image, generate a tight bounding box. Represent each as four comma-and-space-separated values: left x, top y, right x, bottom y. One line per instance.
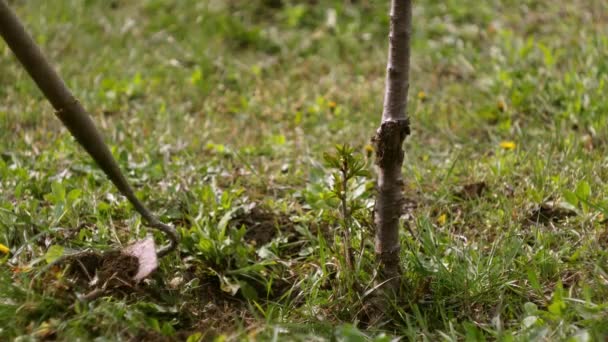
1, 0, 608, 340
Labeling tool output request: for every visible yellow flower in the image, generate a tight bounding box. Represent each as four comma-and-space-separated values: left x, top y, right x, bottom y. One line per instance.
437, 214, 447, 225
500, 141, 516, 150
417, 91, 427, 101
0, 243, 9, 254
328, 101, 337, 109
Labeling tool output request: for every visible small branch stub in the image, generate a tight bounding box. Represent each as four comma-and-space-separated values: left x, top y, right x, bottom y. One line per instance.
373, 119, 410, 170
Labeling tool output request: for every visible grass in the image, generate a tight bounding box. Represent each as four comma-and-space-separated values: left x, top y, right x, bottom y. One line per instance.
1, 0, 608, 340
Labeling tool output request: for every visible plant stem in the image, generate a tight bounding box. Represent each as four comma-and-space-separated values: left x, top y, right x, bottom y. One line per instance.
341, 162, 353, 271
372, 0, 412, 288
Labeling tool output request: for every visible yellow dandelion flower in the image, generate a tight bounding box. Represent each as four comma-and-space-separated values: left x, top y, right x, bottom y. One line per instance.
0, 243, 9, 254
328, 101, 337, 109
437, 214, 447, 225
417, 91, 427, 101
500, 141, 516, 150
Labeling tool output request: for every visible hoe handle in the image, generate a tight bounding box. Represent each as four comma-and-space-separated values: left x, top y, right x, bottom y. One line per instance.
0, 0, 178, 257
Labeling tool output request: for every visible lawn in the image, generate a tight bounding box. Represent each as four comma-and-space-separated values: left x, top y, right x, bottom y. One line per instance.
1, 0, 608, 340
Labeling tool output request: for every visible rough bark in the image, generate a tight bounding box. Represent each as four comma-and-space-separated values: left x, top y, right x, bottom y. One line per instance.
0, 0, 178, 256
372, 0, 412, 286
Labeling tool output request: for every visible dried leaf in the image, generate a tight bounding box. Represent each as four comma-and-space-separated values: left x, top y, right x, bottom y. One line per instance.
123, 237, 158, 281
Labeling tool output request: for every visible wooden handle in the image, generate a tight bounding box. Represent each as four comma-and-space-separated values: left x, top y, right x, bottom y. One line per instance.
0, 0, 179, 257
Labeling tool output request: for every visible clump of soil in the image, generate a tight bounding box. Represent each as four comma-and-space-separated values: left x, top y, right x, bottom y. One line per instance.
456, 181, 487, 200
66, 251, 103, 283
96, 251, 140, 287
66, 250, 140, 296
231, 206, 295, 245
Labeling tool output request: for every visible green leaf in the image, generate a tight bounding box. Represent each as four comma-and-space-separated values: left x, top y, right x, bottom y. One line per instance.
213, 335, 227, 342
575, 180, 591, 201
523, 302, 538, 314
464, 322, 486, 342
190, 67, 202, 85
270, 134, 286, 145
522, 315, 539, 328
257, 245, 276, 259
14, 183, 23, 198
146, 317, 161, 332
67, 189, 82, 203
323, 152, 340, 169
186, 332, 203, 342
239, 281, 258, 301
197, 238, 214, 254
335, 324, 368, 342
548, 300, 565, 316
98, 201, 111, 212
217, 208, 238, 241
52, 203, 66, 224
527, 268, 541, 293
548, 281, 566, 316
51, 181, 66, 202
160, 321, 175, 336
44, 245, 65, 264
563, 190, 578, 207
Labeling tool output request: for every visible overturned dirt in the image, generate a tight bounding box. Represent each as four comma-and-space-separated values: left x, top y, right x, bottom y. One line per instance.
65, 251, 103, 284
231, 206, 295, 245
65, 250, 140, 296
455, 181, 487, 200
97, 251, 139, 286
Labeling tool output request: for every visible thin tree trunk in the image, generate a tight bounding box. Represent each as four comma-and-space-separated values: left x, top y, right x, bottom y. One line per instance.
373, 0, 412, 287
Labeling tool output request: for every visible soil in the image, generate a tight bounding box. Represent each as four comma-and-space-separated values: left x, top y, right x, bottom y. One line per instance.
66, 250, 139, 293
456, 181, 487, 200
66, 251, 104, 285
231, 206, 295, 245
97, 251, 140, 287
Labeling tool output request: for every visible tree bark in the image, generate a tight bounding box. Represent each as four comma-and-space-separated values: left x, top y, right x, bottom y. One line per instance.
372, 0, 412, 286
